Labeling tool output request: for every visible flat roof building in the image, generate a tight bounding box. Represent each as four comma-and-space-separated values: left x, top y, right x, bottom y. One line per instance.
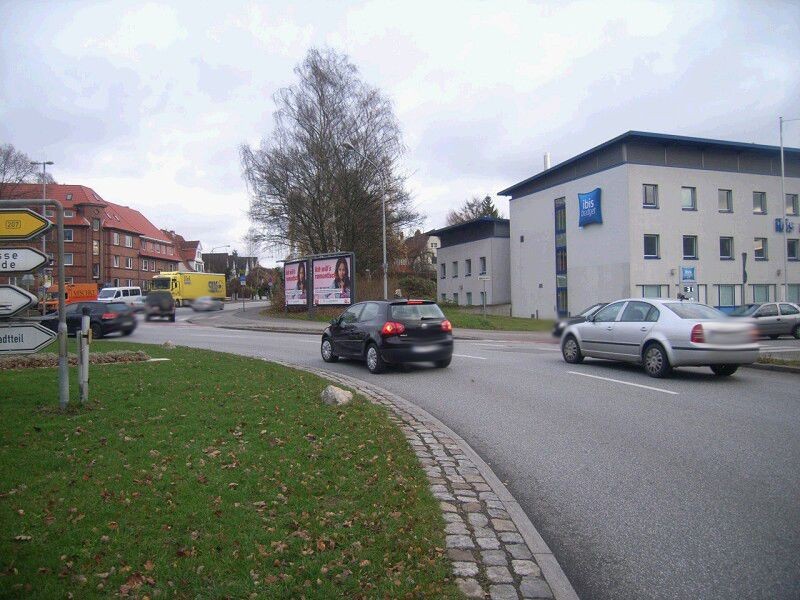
499, 131, 800, 319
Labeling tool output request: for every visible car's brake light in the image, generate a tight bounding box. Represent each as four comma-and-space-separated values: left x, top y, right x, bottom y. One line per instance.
101, 312, 117, 320
690, 324, 704, 343
407, 299, 423, 304
750, 325, 760, 343
381, 321, 406, 336
441, 319, 453, 333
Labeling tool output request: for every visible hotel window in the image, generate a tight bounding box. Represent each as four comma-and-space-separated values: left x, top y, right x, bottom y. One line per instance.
466, 292, 472, 305
718, 284, 736, 307
92, 240, 100, 256
92, 218, 100, 231
754, 237, 768, 260
465, 259, 472, 276
788, 239, 799, 261
681, 187, 697, 211
126, 257, 133, 269
643, 234, 660, 258
479, 256, 487, 275
752, 284, 770, 302
64, 209, 74, 218
683, 235, 698, 260
787, 193, 799, 216
441, 293, 447, 302
113, 232, 120, 245
753, 191, 767, 214
719, 237, 733, 260
64, 253, 73, 265
452, 261, 458, 278
718, 189, 733, 212
643, 184, 658, 208
440, 263, 446, 279
788, 284, 800, 303
641, 285, 662, 298
480, 291, 485, 306
125, 235, 133, 248
453, 292, 459, 305
63, 228, 73, 242
113, 255, 119, 267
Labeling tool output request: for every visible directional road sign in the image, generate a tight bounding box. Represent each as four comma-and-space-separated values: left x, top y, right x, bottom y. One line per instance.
0, 284, 38, 317
0, 322, 56, 354
478, 275, 491, 281
0, 247, 49, 274
0, 209, 52, 241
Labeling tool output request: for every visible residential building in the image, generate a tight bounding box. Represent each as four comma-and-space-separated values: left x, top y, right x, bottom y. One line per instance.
162, 230, 204, 272
499, 131, 800, 319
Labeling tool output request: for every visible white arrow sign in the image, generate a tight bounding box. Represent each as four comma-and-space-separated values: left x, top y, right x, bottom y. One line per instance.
0, 322, 56, 354
0, 247, 49, 274
0, 285, 38, 317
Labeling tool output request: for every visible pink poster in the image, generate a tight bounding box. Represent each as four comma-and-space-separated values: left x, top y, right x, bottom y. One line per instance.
284, 260, 307, 306
313, 255, 352, 305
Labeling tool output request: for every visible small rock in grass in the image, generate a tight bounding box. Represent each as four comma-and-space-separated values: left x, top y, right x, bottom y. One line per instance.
321, 385, 353, 406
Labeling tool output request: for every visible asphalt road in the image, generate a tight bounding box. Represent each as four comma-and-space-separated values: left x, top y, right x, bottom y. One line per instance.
118, 307, 800, 600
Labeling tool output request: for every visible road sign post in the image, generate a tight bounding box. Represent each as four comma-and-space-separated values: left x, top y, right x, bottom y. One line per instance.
478, 275, 491, 318
0, 322, 56, 354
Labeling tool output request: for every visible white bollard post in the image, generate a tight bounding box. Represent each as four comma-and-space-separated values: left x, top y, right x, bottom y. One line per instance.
80, 308, 90, 403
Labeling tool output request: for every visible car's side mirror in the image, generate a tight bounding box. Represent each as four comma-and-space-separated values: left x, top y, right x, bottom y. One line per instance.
330, 318, 339, 326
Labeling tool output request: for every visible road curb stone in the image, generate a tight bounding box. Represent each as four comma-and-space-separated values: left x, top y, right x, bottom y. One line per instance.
273, 360, 579, 600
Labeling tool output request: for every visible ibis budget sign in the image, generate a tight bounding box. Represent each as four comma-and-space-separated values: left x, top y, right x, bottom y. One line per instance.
0, 209, 52, 241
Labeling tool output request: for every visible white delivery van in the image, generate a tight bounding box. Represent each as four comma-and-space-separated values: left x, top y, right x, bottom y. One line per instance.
97, 286, 143, 306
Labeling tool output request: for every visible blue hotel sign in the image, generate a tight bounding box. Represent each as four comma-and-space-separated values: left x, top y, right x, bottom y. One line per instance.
680, 267, 696, 282
578, 188, 602, 227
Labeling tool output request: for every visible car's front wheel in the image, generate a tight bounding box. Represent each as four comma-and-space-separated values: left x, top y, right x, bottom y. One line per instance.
90, 323, 103, 340
435, 357, 451, 368
562, 335, 584, 364
793, 325, 800, 340
366, 343, 386, 374
321, 337, 339, 363
643, 343, 672, 378
710, 364, 738, 376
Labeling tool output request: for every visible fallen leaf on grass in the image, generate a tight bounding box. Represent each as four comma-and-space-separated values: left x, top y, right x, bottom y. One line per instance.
13, 535, 32, 542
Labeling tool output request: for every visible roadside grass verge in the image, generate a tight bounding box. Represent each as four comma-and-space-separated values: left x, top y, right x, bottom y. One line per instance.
0, 342, 459, 599
757, 356, 800, 368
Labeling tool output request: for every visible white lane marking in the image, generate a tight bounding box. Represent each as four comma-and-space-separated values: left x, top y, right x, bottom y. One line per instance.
453, 353, 487, 360
568, 371, 678, 395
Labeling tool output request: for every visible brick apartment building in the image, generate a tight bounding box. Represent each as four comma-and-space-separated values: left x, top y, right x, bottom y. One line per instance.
2, 184, 181, 290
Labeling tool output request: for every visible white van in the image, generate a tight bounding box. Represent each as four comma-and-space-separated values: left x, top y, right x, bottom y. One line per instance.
97, 286, 143, 306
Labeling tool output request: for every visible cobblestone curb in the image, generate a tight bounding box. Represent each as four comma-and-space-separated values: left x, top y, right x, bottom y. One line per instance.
273, 361, 579, 600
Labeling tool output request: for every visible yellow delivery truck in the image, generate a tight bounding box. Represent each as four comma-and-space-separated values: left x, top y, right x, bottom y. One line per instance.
151, 272, 226, 307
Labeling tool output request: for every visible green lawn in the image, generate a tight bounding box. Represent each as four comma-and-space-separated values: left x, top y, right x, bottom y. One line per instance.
0, 342, 459, 599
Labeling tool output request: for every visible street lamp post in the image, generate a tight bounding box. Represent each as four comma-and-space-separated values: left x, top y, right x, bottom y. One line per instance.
779, 116, 800, 302
30, 160, 53, 295
341, 141, 388, 299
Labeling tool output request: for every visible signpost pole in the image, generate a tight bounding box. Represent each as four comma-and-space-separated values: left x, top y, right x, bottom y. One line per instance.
80, 309, 90, 403
55, 201, 68, 409
482, 279, 487, 318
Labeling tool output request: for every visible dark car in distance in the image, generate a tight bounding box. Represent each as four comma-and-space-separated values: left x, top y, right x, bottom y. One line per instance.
728, 302, 800, 339
41, 301, 136, 339
145, 291, 176, 321
321, 299, 454, 374
552, 302, 608, 337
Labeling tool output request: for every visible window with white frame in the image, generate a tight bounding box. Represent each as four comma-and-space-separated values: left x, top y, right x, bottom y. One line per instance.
788, 284, 800, 303
440, 263, 446, 279
125, 257, 133, 269
754, 237, 768, 260
753, 191, 767, 214
124, 235, 133, 248
683, 235, 698, 259
113, 255, 119, 267
718, 284, 736, 307
93, 240, 99, 256
64, 277, 74, 284
64, 209, 74, 218
479, 256, 486, 274
719, 237, 733, 259
113, 232, 120, 245
787, 193, 799, 216
788, 239, 799, 261
142, 259, 149, 270
718, 189, 733, 212
92, 218, 100, 231
92, 264, 99, 278
752, 284, 770, 302
681, 187, 697, 210
466, 292, 472, 305
452, 261, 458, 277
465, 259, 472, 276
63, 228, 73, 242
643, 184, 658, 208
643, 234, 660, 258
641, 285, 662, 298
64, 253, 73, 265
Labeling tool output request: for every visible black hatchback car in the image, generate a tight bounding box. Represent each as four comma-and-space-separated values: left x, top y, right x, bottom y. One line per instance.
41, 301, 136, 339
321, 300, 454, 373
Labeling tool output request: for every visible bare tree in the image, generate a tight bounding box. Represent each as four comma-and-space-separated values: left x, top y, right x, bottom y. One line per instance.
0, 143, 40, 199
446, 195, 501, 226
241, 48, 420, 272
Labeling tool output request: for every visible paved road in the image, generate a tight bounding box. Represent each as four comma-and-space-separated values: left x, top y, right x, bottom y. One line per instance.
119, 309, 800, 600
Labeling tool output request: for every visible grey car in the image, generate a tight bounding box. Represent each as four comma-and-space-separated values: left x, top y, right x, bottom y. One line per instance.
561, 298, 759, 378
728, 302, 800, 339
192, 296, 224, 311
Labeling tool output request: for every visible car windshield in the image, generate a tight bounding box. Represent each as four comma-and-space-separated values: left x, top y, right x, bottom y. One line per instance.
390, 303, 445, 320
579, 303, 605, 317
106, 302, 128, 312
665, 303, 726, 319
98, 289, 117, 298
728, 304, 759, 316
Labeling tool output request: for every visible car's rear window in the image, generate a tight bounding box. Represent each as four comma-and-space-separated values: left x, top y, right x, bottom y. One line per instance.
390, 303, 445, 320
106, 302, 129, 312
665, 303, 725, 319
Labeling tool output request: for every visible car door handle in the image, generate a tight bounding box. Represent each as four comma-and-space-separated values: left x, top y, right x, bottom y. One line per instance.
640, 327, 648, 331
606, 326, 613, 330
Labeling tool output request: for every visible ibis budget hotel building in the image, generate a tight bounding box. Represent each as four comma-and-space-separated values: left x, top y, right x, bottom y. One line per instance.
500, 131, 800, 320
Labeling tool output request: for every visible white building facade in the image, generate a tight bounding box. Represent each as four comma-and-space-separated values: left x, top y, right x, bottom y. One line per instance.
500, 131, 800, 320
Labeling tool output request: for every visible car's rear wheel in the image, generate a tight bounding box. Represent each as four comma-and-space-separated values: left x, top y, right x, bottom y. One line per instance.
366, 343, 386, 374
769, 334, 780, 340
643, 343, 671, 378
435, 357, 451, 368
169, 314, 176, 322
710, 364, 738, 376
793, 325, 800, 340
562, 335, 584, 364
321, 337, 339, 363
121, 328, 133, 336
90, 323, 103, 340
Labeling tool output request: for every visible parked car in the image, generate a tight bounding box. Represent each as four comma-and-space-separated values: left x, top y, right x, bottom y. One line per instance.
321, 299, 454, 374
97, 286, 143, 307
192, 296, 224, 311
561, 298, 759, 378
552, 302, 608, 337
40, 301, 136, 339
145, 291, 176, 321
728, 302, 800, 339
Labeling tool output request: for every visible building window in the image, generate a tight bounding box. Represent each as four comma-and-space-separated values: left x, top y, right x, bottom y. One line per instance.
643, 184, 658, 208
452, 261, 458, 278
520, 235, 525, 243
787, 193, 799, 216
641, 285, 662, 298
466, 292, 472, 305
113, 255, 119, 267
92, 218, 100, 231
441, 293, 446, 302
719, 237, 733, 260
142, 259, 149, 270
126, 257, 133, 269
465, 259, 472, 276
718, 189, 733, 212
440, 263, 446, 279
788, 284, 800, 303
681, 187, 697, 211
66, 194, 73, 201
555, 247, 567, 273
682, 235, 698, 259
92, 240, 99, 256
63, 228, 73, 242
92, 264, 100, 279
168, 246, 173, 255
113, 278, 119, 287
754, 237, 768, 260
479, 256, 486, 275
45, 208, 55, 218
125, 235, 133, 248
753, 191, 767, 214
64, 253, 73, 266
718, 284, 736, 307
788, 239, 799, 261
643, 234, 660, 258
453, 292, 459, 305
752, 284, 770, 302
64, 277, 74, 284
127, 279, 133, 287
113, 232, 120, 245
480, 291, 485, 306
64, 209, 74, 218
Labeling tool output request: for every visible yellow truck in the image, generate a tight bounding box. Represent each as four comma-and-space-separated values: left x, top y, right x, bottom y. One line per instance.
151, 272, 226, 307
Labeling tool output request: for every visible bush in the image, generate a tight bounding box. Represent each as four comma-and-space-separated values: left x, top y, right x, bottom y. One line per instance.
397, 275, 436, 300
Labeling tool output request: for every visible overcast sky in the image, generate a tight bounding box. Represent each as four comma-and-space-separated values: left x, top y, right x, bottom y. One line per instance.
1, 0, 798, 264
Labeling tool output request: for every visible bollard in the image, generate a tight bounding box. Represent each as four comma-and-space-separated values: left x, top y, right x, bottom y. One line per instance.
79, 307, 90, 403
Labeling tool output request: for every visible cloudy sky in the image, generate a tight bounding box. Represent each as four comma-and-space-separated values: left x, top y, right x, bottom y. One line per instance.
1, 0, 798, 264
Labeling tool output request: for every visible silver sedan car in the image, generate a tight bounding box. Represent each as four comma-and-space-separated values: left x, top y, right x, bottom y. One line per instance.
728, 302, 800, 339
561, 298, 759, 378
191, 296, 224, 311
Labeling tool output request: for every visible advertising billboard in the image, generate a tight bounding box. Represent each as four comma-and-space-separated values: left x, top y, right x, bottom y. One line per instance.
284, 260, 308, 306
578, 188, 602, 227
312, 254, 353, 305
